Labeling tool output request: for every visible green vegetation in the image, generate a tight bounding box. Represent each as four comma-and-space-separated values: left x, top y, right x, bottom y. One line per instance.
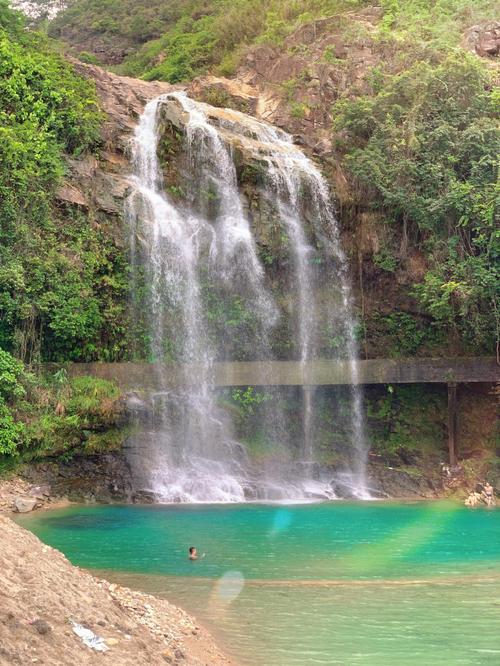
335, 54, 499, 353
44, 0, 498, 358
49, 0, 368, 81
0, 2, 131, 364
2, 0, 497, 469
0, 349, 26, 456
231, 386, 270, 418
377, 0, 497, 48
367, 311, 444, 357
367, 384, 446, 464
47, 0, 498, 83
0, 348, 125, 470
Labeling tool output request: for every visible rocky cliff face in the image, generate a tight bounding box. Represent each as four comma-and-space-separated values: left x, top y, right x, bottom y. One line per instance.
56, 64, 171, 221
188, 8, 384, 156
33, 58, 497, 496
66, 6, 496, 359
177, 10, 423, 360
60, 8, 389, 228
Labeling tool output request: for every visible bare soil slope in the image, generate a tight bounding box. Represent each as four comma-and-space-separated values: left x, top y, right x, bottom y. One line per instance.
0, 515, 232, 666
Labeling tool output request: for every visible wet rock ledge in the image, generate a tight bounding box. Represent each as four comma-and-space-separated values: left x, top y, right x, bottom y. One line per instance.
0, 451, 143, 514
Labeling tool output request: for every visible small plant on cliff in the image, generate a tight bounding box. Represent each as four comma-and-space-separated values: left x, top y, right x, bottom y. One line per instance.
231, 387, 270, 417
290, 102, 310, 120
373, 248, 398, 273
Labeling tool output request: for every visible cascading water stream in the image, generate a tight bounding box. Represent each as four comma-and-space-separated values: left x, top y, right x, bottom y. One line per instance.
171, 93, 278, 344
209, 108, 369, 495
126, 93, 370, 501
127, 96, 247, 502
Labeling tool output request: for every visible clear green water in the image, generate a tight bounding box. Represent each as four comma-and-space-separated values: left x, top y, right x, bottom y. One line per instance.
18, 502, 500, 665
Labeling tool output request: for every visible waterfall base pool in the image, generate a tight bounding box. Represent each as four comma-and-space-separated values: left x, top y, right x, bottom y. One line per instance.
18, 502, 500, 666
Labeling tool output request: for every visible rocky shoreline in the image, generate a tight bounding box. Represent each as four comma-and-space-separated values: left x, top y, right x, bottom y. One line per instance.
0, 460, 237, 665
0, 450, 486, 515
1, 456, 491, 513
0, 509, 234, 666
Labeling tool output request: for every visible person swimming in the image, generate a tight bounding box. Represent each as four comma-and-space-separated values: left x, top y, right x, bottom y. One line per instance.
188, 546, 205, 560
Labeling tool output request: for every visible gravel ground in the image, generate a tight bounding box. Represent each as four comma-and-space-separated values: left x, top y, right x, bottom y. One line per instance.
0, 501, 234, 665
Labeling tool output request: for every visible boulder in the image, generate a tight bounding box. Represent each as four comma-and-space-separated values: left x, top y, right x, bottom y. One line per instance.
463, 21, 500, 58
28, 485, 51, 499
189, 75, 259, 115
13, 497, 38, 513
31, 619, 52, 635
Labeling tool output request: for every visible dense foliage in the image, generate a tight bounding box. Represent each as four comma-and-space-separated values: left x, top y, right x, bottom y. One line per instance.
50, 0, 369, 79
0, 347, 124, 467
48, 0, 497, 82
0, 2, 131, 363
335, 54, 499, 354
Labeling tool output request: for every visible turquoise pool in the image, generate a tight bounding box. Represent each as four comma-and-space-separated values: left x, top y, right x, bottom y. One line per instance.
18, 501, 500, 665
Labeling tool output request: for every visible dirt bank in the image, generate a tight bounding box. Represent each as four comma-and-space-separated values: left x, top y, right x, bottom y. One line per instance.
0, 515, 234, 665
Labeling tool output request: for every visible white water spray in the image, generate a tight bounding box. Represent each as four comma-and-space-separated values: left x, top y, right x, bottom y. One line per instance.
126, 94, 370, 501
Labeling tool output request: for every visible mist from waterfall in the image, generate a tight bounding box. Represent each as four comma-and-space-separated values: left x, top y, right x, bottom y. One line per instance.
126, 93, 369, 501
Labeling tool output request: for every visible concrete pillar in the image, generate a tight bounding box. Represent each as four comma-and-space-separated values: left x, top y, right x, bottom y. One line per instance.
447, 382, 458, 466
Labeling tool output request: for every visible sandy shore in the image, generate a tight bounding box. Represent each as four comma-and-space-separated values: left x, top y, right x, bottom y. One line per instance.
0, 477, 234, 666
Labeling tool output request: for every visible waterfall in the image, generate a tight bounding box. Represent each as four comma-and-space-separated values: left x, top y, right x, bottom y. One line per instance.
125, 93, 369, 501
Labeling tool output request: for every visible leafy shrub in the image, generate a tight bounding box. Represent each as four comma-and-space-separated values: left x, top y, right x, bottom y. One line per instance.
0, 348, 125, 462
0, 348, 25, 401
78, 51, 101, 64
231, 387, 270, 417
290, 102, 309, 119
373, 248, 398, 273
0, 347, 27, 456
0, 399, 25, 456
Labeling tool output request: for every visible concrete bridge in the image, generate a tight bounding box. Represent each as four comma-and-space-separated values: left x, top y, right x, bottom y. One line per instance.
54, 357, 498, 389
46, 357, 497, 467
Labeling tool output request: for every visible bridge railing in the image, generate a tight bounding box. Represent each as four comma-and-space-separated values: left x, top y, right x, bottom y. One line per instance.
40, 357, 498, 389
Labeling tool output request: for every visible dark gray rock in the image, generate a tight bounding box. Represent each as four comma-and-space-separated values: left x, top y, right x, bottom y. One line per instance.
21, 452, 135, 504
31, 619, 52, 635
